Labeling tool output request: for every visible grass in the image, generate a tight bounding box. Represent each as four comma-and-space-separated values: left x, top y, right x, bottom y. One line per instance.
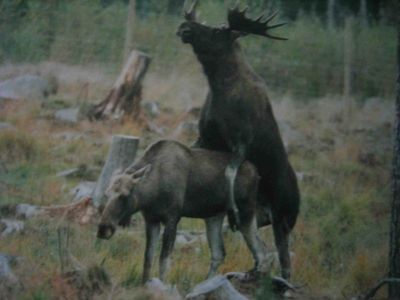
0, 0, 396, 99
0, 92, 392, 298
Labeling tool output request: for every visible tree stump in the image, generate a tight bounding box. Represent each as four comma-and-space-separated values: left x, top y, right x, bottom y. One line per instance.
92, 135, 139, 207
90, 50, 151, 120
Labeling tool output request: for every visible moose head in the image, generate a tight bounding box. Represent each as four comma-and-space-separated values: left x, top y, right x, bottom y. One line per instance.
97, 165, 151, 240
177, 0, 286, 55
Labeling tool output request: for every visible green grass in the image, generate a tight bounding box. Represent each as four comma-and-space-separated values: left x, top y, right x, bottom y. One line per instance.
0, 0, 396, 99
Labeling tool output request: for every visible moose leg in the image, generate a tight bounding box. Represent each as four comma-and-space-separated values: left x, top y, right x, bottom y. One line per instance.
240, 217, 269, 274
272, 219, 291, 279
225, 149, 246, 231
142, 221, 161, 284
159, 218, 179, 281
205, 214, 226, 278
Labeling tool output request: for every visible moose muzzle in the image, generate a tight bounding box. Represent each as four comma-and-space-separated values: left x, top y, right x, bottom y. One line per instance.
177, 24, 193, 43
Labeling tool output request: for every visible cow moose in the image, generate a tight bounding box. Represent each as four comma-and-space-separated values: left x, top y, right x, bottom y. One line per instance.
177, 1, 300, 279
97, 140, 269, 284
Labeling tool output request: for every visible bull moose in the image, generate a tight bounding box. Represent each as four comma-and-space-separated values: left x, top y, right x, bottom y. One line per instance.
97, 140, 269, 283
177, 1, 300, 279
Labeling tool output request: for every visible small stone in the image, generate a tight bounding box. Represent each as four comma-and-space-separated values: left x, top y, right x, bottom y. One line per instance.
55, 108, 80, 123
0, 74, 57, 101
142, 101, 160, 118
0, 219, 24, 237
0, 122, 15, 131
70, 181, 97, 201
15, 204, 42, 219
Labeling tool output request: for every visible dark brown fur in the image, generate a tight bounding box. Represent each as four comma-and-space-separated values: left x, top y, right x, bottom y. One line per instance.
97, 140, 268, 283
177, 2, 300, 279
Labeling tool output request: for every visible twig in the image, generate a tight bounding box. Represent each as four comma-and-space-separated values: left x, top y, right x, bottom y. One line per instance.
354, 278, 400, 300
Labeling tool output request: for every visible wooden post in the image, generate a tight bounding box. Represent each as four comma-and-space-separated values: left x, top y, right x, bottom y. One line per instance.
343, 16, 355, 125
389, 12, 400, 298
89, 50, 151, 120
92, 135, 139, 207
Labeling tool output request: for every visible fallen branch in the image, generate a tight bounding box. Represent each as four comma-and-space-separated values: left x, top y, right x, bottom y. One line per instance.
42, 197, 98, 225
354, 278, 400, 300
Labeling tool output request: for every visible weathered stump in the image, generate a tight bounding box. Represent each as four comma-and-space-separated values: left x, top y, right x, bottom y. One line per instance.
90, 50, 151, 120
92, 135, 139, 207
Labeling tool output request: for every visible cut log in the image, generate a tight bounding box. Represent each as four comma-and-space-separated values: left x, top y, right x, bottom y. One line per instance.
90, 50, 151, 120
92, 135, 139, 207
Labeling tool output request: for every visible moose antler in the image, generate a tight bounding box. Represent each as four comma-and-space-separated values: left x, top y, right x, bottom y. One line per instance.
228, 5, 287, 40
184, 0, 199, 22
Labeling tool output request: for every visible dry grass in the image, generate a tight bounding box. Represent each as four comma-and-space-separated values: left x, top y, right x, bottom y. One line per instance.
0, 62, 393, 299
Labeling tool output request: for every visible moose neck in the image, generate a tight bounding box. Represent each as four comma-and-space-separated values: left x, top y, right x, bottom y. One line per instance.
194, 42, 252, 90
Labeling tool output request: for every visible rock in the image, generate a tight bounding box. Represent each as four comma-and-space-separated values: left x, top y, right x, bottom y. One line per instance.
0, 122, 15, 131
186, 275, 248, 300
0, 253, 22, 299
70, 181, 97, 201
55, 108, 80, 123
0, 74, 57, 101
0, 254, 18, 283
173, 121, 198, 139
146, 278, 182, 300
0, 219, 24, 237
15, 204, 42, 219
142, 101, 160, 118
0, 203, 42, 220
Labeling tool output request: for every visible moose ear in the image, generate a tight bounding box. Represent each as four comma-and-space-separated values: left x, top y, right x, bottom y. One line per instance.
130, 164, 152, 183
230, 30, 248, 40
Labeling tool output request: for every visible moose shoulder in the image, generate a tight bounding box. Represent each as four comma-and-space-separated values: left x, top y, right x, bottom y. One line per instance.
97, 140, 268, 283
177, 1, 300, 280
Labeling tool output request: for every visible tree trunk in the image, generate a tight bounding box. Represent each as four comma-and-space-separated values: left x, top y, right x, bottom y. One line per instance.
92, 135, 140, 207
123, 0, 136, 62
90, 50, 151, 120
343, 16, 355, 127
327, 0, 335, 30
389, 10, 400, 299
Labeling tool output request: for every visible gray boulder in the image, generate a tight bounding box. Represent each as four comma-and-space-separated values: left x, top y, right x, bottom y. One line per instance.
70, 181, 97, 201
0, 254, 19, 283
0, 74, 57, 101
0, 219, 24, 237
55, 108, 80, 123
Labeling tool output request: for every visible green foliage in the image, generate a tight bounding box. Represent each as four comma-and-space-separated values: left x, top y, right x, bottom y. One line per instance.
121, 265, 142, 288
0, 0, 395, 99
255, 277, 277, 300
